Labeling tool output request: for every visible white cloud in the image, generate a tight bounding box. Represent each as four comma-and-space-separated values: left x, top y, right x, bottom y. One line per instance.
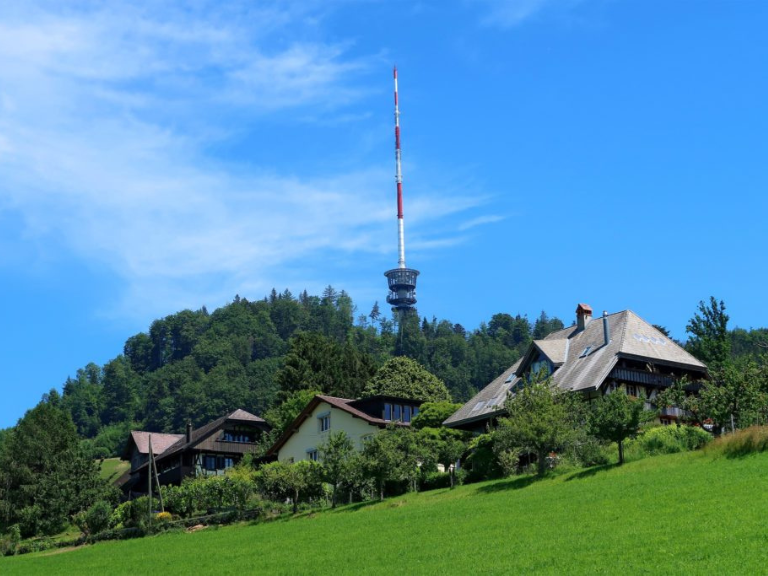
473, 0, 586, 28
0, 1, 484, 321
458, 214, 506, 231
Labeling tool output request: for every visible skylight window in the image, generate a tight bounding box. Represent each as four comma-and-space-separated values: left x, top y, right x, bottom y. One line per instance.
579, 346, 592, 358
504, 373, 515, 383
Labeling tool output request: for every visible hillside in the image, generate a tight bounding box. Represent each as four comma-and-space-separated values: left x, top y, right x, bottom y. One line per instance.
5, 450, 767, 575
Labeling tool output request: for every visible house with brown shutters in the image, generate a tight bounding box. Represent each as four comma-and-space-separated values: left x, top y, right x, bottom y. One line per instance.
266, 395, 423, 463
121, 409, 271, 496
444, 303, 708, 433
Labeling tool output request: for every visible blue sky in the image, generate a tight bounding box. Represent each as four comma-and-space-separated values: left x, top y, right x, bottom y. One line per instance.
2, 0, 767, 428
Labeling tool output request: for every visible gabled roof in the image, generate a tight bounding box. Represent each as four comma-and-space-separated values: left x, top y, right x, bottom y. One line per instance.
442, 359, 522, 428
445, 308, 708, 429
534, 339, 568, 366
127, 431, 184, 456
266, 395, 413, 457
543, 310, 706, 393
134, 409, 268, 471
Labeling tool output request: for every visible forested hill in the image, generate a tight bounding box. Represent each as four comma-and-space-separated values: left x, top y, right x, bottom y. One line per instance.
36, 290, 768, 458
51, 287, 564, 454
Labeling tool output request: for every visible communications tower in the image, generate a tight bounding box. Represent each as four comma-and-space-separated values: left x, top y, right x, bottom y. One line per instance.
384, 66, 420, 314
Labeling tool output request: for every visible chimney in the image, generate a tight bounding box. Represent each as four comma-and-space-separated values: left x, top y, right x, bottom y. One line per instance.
186, 420, 192, 443
576, 303, 593, 331
602, 311, 610, 347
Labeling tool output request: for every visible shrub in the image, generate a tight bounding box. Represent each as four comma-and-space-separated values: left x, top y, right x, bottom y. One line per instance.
568, 436, 612, 467
0, 524, 21, 557
464, 433, 502, 483
111, 496, 160, 530
162, 474, 256, 517
421, 471, 451, 491
496, 449, 522, 478
73, 500, 114, 536
628, 425, 711, 457
707, 426, 768, 457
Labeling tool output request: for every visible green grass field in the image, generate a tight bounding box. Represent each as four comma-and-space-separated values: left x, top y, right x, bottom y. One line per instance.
4, 450, 768, 575
99, 457, 130, 482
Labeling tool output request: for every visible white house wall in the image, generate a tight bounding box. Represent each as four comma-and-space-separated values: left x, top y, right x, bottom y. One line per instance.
278, 401, 380, 463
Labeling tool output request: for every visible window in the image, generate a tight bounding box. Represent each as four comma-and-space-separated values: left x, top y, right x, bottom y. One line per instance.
203, 455, 217, 470
318, 412, 331, 432
223, 430, 254, 443
307, 449, 319, 461
384, 403, 419, 422
530, 353, 551, 378
579, 346, 592, 358
626, 385, 638, 397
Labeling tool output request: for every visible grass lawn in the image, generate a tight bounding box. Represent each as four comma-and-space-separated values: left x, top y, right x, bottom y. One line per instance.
99, 458, 130, 482
4, 450, 768, 575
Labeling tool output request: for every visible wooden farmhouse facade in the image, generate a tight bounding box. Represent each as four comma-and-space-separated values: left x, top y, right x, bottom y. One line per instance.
121, 409, 271, 496
444, 303, 708, 433
266, 395, 423, 463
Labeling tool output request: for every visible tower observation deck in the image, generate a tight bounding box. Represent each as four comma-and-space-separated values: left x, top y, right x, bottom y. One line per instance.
384, 66, 419, 314
385, 267, 419, 311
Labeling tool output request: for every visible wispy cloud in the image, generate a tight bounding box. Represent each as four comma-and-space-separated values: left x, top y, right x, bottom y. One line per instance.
0, 1, 483, 320
458, 214, 506, 231
472, 0, 586, 28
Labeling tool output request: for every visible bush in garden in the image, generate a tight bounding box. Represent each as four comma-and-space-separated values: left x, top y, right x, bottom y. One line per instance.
631, 425, 711, 456
0, 525, 21, 557
73, 500, 114, 536
421, 472, 451, 491
463, 433, 502, 483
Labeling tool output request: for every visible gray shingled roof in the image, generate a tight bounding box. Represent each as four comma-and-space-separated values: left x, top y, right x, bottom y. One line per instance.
445, 309, 707, 429
442, 359, 522, 428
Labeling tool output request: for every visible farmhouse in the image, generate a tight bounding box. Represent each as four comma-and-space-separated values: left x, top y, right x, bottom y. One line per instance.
121, 409, 271, 495
444, 304, 708, 433
267, 395, 423, 463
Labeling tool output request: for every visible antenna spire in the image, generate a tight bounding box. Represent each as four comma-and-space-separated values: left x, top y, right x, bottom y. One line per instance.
394, 65, 405, 268
384, 66, 420, 314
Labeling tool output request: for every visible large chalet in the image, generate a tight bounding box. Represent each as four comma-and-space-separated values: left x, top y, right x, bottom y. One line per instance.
121, 409, 271, 496
444, 304, 708, 433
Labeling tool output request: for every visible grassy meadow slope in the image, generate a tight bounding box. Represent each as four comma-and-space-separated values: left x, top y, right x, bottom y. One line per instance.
99, 458, 130, 482
5, 450, 768, 575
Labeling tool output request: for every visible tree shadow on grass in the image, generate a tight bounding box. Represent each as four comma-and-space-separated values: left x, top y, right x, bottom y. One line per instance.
331, 501, 377, 513
563, 463, 617, 481
474, 475, 541, 494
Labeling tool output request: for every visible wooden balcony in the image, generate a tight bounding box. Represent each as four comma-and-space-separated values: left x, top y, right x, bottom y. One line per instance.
609, 367, 676, 388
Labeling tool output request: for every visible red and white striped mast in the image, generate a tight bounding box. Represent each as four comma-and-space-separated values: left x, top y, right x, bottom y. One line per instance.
394, 65, 406, 269
384, 66, 419, 314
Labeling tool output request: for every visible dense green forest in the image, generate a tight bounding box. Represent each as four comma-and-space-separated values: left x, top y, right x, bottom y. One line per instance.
51, 287, 564, 455
13, 289, 768, 458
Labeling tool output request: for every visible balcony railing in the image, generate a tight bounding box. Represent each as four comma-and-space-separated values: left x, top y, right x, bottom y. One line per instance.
644, 402, 690, 419
659, 406, 689, 418
609, 367, 676, 388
